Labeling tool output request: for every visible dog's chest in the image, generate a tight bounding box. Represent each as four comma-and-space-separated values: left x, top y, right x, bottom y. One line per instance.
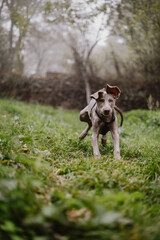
99, 122, 110, 135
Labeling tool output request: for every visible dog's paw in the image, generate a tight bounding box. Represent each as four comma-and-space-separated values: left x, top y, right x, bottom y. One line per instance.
114, 154, 121, 160
79, 133, 86, 140
78, 135, 83, 141
94, 153, 101, 159
114, 150, 121, 160
79, 130, 88, 140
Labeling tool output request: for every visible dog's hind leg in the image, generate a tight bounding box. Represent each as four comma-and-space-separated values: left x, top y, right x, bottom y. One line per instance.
101, 135, 107, 146
79, 105, 92, 140
79, 124, 91, 140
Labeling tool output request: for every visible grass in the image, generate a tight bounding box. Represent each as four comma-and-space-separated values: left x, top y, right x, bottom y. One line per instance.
0, 99, 160, 240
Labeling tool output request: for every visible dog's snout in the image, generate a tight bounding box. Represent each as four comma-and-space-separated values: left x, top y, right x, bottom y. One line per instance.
104, 109, 110, 115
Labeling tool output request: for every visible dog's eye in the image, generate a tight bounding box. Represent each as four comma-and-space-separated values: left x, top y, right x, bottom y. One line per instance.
108, 99, 113, 103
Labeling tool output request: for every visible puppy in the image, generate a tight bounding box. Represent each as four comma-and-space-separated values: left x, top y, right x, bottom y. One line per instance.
79, 84, 123, 159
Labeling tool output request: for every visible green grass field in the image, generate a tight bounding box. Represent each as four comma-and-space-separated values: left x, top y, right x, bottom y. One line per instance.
0, 99, 160, 240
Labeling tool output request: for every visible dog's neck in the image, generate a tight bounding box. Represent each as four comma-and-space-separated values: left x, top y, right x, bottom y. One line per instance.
95, 107, 115, 124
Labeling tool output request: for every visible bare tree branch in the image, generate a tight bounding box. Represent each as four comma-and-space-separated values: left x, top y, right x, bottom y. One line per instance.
86, 39, 99, 64
0, 0, 5, 17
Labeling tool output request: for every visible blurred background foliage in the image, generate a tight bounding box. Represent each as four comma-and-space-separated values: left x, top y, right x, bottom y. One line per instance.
0, 0, 160, 107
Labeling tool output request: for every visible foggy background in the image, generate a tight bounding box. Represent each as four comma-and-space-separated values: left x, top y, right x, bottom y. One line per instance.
0, 0, 160, 110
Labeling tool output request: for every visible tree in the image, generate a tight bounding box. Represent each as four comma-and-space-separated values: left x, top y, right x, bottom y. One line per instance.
0, 25, 9, 76
26, 25, 55, 76
0, 0, 41, 73
44, 0, 108, 104
111, 0, 160, 83
66, 27, 101, 104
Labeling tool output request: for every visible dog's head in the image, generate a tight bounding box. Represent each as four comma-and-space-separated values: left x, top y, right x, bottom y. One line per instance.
90, 84, 121, 118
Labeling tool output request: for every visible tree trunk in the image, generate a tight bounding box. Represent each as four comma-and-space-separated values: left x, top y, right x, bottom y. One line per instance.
111, 50, 122, 78
0, 0, 5, 16
80, 64, 91, 104
72, 47, 91, 105
8, 21, 14, 71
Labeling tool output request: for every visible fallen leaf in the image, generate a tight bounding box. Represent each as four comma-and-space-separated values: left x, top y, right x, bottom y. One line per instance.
22, 144, 28, 152
66, 208, 91, 223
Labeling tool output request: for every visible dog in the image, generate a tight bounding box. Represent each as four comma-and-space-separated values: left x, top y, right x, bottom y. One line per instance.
79, 84, 123, 159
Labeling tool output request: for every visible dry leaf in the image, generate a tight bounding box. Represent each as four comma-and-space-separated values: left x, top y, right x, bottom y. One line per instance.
22, 144, 28, 152
66, 208, 91, 223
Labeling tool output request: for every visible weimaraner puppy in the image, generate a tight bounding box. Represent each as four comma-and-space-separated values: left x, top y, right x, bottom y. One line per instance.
79, 84, 123, 159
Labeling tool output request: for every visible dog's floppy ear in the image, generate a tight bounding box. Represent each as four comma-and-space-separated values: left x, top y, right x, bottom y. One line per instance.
106, 84, 121, 99
90, 88, 105, 100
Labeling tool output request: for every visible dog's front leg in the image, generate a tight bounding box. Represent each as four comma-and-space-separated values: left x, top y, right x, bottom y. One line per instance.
92, 127, 100, 157
111, 128, 120, 160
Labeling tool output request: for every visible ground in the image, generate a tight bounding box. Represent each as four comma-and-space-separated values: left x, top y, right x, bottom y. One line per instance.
0, 99, 160, 240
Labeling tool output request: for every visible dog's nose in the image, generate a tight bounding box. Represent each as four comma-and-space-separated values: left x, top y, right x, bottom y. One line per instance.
104, 109, 110, 115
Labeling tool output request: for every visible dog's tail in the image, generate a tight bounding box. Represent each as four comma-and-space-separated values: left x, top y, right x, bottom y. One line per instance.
114, 106, 123, 127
